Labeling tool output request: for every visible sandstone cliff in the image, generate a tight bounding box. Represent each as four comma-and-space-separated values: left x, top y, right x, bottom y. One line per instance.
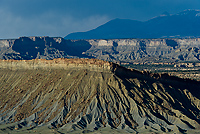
0, 58, 111, 71
1, 36, 200, 63
86, 38, 200, 63
0, 59, 199, 133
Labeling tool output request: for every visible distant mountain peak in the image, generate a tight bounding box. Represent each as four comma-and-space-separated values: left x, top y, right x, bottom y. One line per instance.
65, 9, 200, 39
183, 9, 200, 12
177, 9, 200, 16
161, 11, 170, 16
196, 13, 200, 17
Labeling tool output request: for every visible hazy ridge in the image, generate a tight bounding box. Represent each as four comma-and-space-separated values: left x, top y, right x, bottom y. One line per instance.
65, 10, 200, 39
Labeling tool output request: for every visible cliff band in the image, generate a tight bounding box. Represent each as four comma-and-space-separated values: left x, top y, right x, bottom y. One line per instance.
1, 36, 200, 63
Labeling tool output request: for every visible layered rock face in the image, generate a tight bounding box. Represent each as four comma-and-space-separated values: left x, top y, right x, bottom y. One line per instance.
0, 59, 200, 133
0, 36, 92, 60
86, 38, 200, 63
1, 36, 200, 63
0, 58, 111, 72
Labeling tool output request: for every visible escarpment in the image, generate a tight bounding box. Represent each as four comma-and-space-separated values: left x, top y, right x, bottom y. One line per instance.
1, 36, 200, 63
0, 58, 200, 133
0, 58, 111, 71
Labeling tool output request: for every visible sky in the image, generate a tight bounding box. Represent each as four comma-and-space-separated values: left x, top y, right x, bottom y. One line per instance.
0, 0, 200, 39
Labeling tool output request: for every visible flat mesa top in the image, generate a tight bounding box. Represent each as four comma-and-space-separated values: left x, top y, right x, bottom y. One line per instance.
0, 58, 110, 65
0, 58, 113, 71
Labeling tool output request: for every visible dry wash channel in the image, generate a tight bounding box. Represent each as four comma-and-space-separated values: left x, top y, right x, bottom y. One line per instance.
0, 58, 200, 133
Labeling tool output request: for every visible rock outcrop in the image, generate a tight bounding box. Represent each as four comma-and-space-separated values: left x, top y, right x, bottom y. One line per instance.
0, 58, 111, 71
0, 36, 92, 60
1, 36, 200, 63
0, 58, 199, 133
85, 38, 200, 63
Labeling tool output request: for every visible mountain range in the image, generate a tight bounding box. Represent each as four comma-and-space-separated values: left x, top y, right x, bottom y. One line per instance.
65, 9, 200, 39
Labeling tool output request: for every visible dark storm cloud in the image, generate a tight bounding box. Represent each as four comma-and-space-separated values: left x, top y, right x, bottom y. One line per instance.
0, 0, 199, 39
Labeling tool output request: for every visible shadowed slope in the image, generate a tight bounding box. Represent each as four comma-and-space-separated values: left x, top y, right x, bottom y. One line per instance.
0, 59, 199, 133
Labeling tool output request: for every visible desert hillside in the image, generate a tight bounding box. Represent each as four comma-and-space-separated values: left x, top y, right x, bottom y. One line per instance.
0, 58, 200, 133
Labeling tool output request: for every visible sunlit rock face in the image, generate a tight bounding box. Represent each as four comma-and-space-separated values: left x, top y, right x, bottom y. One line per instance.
86, 38, 200, 62
0, 58, 199, 133
0, 36, 200, 63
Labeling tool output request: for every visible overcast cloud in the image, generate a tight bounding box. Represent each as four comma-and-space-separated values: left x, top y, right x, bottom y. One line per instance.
0, 0, 200, 39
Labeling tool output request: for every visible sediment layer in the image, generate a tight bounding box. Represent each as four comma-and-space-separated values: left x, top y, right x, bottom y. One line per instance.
1, 36, 200, 63
0, 58, 111, 71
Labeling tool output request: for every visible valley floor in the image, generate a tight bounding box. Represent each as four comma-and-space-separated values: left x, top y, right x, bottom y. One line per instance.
122, 62, 200, 81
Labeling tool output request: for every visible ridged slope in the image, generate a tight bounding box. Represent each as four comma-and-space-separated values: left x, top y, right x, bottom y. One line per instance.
0, 59, 200, 133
